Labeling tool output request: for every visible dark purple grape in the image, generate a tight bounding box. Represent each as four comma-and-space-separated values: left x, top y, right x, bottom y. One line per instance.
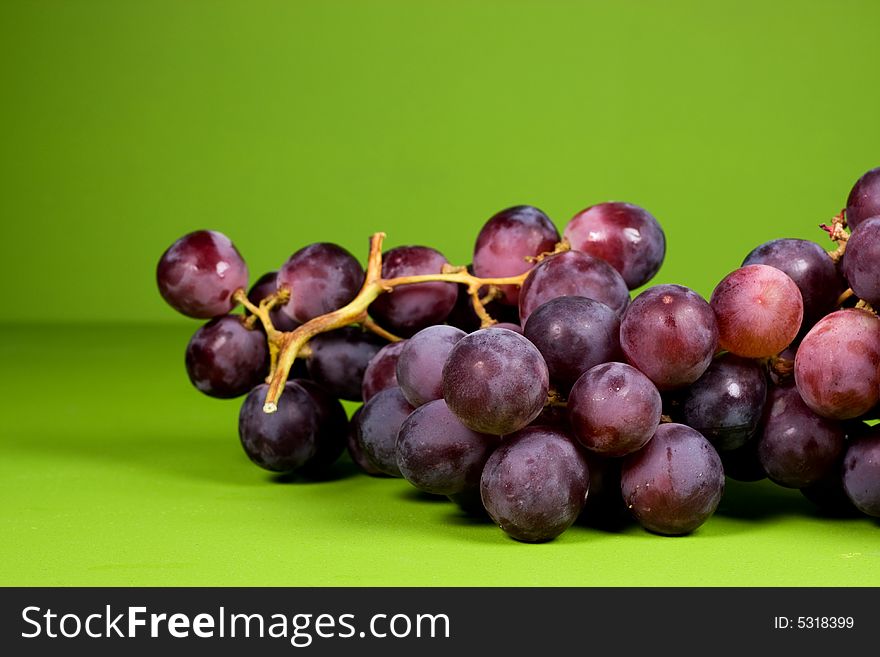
718, 435, 766, 482
247, 271, 299, 332
842, 217, 880, 306
396, 325, 466, 407
238, 382, 319, 472
620, 284, 719, 391
742, 238, 842, 327
518, 251, 630, 324
361, 340, 407, 403
568, 362, 661, 457
306, 327, 387, 401
442, 328, 549, 435
295, 379, 348, 474
620, 423, 724, 535
757, 383, 845, 488
842, 429, 880, 517
794, 309, 880, 420
563, 201, 666, 289
356, 386, 414, 477
710, 265, 803, 358
845, 166, 880, 231
447, 487, 487, 516
396, 399, 499, 495
277, 243, 364, 324
184, 315, 268, 399
472, 206, 560, 306
346, 407, 386, 477
368, 246, 458, 336
157, 230, 249, 318
480, 426, 589, 542
523, 296, 621, 391
673, 353, 767, 451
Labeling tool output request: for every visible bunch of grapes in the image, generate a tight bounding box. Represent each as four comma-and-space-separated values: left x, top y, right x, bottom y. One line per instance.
156, 167, 880, 543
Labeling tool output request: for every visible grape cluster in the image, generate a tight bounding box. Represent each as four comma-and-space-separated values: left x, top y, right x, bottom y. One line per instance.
157, 168, 880, 542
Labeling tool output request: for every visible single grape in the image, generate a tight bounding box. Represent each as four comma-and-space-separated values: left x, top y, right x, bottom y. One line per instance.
238, 382, 319, 473
247, 271, 299, 332
442, 328, 549, 435
709, 264, 803, 358
842, 217, 880, 306
277, 243, 364, 324
794, 308, 880, 420
757, 383, 845, 488
396, 399, 499, 495
472, 206, 560, 305
742, 238, 842, 327
306, 327, 387, 401
518, 251, 630, 324
396, 325, 466, 407
368, 245, 458, 336
157, 230, 249, 318
842, 428, 880, 517
295, 379, 348, 475
845, 166, 880, 231
620, 423, 724, 535
619, 284, 719, 391
523, 296, 621, 391
480, 426, 589, 542
563, 201, 666, 289
672, 353, 767, 451
568, 362, 661, 457
356, 386, 415, 477
717, 435, 766, 482
361, 340, 408, 403
346, 407, 386, 477
184, 315, 268, 399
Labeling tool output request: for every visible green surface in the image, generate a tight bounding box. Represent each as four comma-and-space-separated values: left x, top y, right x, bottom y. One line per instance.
1, 1, 880, 586
1, 325, 878, 587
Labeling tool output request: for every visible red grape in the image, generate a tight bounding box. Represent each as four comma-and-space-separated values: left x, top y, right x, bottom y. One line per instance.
277, 243, 364, 324
184, 315, 268, 399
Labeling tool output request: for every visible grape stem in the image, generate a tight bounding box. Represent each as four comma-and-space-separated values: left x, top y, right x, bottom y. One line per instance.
255, 232, 532, 413
820, 209, 848, 262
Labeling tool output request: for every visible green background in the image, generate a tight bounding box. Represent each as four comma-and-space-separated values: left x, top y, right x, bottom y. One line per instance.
1, 0, 879, 586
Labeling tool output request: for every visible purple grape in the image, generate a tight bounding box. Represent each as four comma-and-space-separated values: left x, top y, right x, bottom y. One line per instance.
794, 309, 880, 420
396, 399, 499, 495
442, 328, 549, 435
518, 251, 630, 324
757, 383, 845, 488
184, 315, 268, 399
620, 284, 719, 391
742, 238, 842, 327
621, 423, 725, 535
295, 379, 348, 475
673, 353, 767, 451
472, 206, 561, 306
523, 296, 621, 391
842, 428, 880, 517
563, 201, 666, 289
845, 166, 880, 231
157, 230, 249, 319
718, 435, 767, 482
356, 386, 415, 477
247, 271, 299, 332
277, 243, 364, 324
346, 407, 386, 477
842, 217, 880, 306
238, 382, 319, 473
710, 265, 803, 359
396, 325, 466, 407
368, 245, 458, 336
306, 327, 387, 401
361, 340, 408, 403
480, 426, 589, 542
568, 362, 661, 457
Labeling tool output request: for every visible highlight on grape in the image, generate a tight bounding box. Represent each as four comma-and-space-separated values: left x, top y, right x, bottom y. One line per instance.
156, 168, 880, 542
